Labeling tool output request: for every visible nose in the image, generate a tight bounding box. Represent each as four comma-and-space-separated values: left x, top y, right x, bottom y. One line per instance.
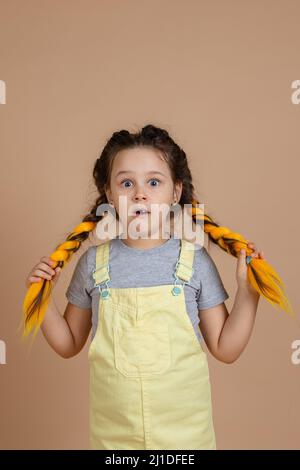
133, 184, 147, 201
133, 194, 147, 202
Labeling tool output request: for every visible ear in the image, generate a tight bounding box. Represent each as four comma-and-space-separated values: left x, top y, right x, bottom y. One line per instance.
174, 181, 183, 202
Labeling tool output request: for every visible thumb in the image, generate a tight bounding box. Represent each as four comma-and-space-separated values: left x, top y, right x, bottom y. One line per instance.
238, 249, 247, 267
53, 267, 62, 280
236, 249, 249, 287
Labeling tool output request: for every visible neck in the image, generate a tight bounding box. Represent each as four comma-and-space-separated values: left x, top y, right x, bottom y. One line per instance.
118, 230, 172, 250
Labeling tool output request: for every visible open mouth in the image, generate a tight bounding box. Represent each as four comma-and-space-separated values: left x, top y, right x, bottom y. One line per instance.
133, 210, 150, 217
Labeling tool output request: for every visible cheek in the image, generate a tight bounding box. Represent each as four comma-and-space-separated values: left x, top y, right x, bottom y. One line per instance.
113, 192, 130, 209
139, 204, 169, 223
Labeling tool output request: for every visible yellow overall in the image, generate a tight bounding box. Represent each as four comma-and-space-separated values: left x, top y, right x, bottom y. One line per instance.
89, 238, 216, 450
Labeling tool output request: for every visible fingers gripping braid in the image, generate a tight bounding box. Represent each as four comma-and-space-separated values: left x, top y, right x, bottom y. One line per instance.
21, 221, 97, 340
190, 199, 295, 317
22, 199, 295, 343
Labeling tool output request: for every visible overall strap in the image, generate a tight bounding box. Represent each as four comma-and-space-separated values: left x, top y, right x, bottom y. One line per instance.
175, 239, 195, 283
92, 240, 111, 287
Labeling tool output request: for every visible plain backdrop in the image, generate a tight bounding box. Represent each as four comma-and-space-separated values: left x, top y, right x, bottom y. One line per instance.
0, 0, 299, 449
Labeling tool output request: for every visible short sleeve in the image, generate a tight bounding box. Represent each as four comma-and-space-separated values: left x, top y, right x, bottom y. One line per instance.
196, 247, 229, 310
65, 250, 92, 309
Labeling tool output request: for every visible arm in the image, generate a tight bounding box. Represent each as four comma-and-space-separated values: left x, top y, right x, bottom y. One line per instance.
199, 286, 260, 363
41, 296, 92, 359
198, 241, 262, 363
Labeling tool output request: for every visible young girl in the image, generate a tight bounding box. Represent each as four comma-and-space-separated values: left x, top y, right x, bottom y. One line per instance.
23, 124, 293, 450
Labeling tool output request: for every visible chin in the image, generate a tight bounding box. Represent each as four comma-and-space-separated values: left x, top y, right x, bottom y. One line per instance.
126, 223, 162, 239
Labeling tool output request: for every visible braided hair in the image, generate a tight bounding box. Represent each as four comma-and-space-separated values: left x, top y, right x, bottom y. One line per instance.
22, 124, 295, 341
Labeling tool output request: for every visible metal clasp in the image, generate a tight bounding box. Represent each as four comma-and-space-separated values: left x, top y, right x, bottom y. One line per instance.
98, 279, 111, 299
172, 257, 187, 296
93, 263, 111, 299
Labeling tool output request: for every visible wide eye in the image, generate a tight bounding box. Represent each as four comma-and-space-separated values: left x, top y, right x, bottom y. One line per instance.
149, 178, 160, 186
121, 179, 132, 188
120, 178, 160, 188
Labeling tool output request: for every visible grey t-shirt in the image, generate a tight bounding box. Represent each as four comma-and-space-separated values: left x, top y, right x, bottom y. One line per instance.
65, 237, 229, 344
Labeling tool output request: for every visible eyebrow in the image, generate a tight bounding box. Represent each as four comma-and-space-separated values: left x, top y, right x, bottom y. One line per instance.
115, 170, 166, 177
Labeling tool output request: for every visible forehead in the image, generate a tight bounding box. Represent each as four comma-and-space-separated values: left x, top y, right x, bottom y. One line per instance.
111, 147, 170, 177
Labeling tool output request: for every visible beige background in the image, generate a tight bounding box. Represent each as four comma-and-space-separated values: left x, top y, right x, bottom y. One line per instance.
1, 0, 299, 449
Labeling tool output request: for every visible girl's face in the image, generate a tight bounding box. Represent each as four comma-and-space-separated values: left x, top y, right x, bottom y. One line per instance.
105, 147, 182, 240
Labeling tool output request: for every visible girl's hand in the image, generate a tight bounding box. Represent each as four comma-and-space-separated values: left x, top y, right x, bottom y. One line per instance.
25, 257, 62, 290
236, 241, 265, 293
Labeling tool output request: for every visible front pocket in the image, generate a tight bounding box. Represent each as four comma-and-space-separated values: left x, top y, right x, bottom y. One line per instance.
113, 324, 171, 378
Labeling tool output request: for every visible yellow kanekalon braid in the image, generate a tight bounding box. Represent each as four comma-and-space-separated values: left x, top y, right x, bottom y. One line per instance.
21, 199, 295, 345
21, 221, 97, 342
190, 199, 295, 317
